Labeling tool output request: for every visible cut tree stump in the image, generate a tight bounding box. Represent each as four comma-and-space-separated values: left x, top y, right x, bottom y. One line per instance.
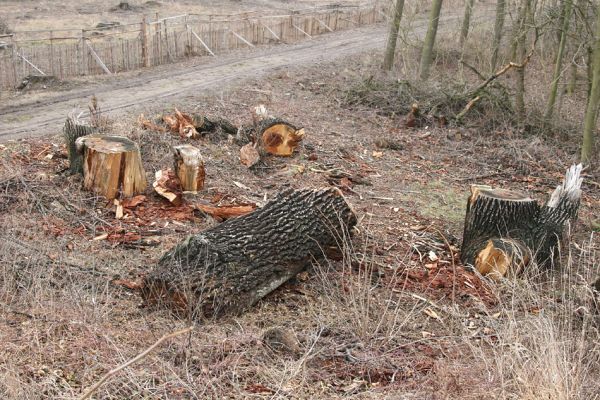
173, 144, 205, 192
141, 187, 356, 317
64, 117, 94, 174
76, 135, 147, 200
257, 118, 305, 156
461, 165, 583, 279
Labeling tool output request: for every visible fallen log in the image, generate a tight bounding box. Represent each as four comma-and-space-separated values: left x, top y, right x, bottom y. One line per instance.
142, 187, 356, 317
76, 135, 147, 200
173, 144, 205, 192
64, 118, 94, 174
461, 165, 582, 279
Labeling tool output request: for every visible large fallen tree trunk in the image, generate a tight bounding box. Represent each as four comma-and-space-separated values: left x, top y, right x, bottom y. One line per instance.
76, 135, 147, 200
461, 164, 583, 279
142, 187, 356, 317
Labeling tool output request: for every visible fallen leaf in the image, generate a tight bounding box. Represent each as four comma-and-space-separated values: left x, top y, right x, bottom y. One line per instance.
240, 143, 260, 168
423, 307, 442, 321
122, 195, 146, 208
372, 151, 384, 158
428, 251, 438, 262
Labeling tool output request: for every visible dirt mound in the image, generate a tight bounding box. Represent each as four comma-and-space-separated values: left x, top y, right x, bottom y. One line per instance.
15, 75, 62, 91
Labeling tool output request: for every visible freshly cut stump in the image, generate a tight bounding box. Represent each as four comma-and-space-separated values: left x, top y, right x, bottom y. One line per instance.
258, 118, 305, 156
173, 144, 205, 192
142, 187, 356, 317
461, 165, 582, 279
76, 135, 147, 200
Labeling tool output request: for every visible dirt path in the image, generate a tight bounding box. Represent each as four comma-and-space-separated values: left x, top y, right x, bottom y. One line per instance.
0, 14, 469, 141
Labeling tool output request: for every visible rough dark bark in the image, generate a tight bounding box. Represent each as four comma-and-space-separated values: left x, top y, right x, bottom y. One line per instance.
461, 165, 582, 278
142, 188, 356, 317
64, 117, 94, 174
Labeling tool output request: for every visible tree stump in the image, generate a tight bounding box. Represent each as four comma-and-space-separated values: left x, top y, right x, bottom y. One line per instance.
173, 144, 205, 192
64, 117, 94, 174
461, 165, 583, 279
257, 118, 305, 156
141, 187, 356, 317
76, 135, 147, 200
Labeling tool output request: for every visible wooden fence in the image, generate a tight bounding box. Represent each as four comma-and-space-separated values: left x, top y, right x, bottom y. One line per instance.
0, 4, 386, 90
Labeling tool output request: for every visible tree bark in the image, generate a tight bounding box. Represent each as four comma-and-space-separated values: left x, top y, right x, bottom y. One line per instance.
76, 135, 147, 200
142, 188, 357, 317
544, 0, 573, 121
582, 3, 600, 164
383, 0, 406, 71
461, 165, 582, 279
514, 0, 531, 123
491, 0, 506, 71
173, 144, 205, 192
64, 118, 94, 174
419, 0, 443, 80
459, 0, 475, 47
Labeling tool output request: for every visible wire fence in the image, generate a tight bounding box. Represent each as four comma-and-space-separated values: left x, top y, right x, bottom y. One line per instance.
0, 3, 386, 90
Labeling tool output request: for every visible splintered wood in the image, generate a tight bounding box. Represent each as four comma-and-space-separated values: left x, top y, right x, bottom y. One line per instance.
461, 165, 583, 280
153, 169, 183, 206
164, 109, 199, 138
173, 144, 205, 192
76, 135, 147, 200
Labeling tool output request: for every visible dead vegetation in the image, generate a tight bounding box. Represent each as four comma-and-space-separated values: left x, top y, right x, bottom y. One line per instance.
1, 21, 600, 399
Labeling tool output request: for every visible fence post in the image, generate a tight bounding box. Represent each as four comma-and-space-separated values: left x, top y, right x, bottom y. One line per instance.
155, 12, 161, 64
141, 16, 149, 67
11, 34, 18, 88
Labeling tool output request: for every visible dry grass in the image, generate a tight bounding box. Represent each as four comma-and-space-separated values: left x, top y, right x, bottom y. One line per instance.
1, 10, 599, 396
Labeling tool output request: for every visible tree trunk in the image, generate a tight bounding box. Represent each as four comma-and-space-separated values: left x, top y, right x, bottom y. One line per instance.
459, 0, 475, 47
490, 0, 506, 71
173, 144, 205, 192
544, 0, 573, 121
64, 118, 94, 174
76, 135, 147, 200
382, 0, 406, 71
418, 0, 443, 80
461, 165, 583, 279
142, 188, 357, 317
514, 0, 530, 123
582, 3, 600, 164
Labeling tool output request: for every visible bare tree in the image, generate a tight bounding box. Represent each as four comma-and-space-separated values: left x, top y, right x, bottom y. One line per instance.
581, 2, 600, 164
459, 0, 476, 47
491, 0, 506, 71
383, 0, 406, 70
544, 0, 573, 120
419, 0, 444, 80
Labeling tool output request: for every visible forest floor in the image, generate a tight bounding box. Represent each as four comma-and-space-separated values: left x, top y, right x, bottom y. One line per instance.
1, 23, 600, 400
0, 48, 600, 399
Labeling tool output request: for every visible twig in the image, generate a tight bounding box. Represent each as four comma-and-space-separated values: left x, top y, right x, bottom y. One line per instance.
460, 59, 486, 81
79, 326, 194, 400
455, 96, 481, 121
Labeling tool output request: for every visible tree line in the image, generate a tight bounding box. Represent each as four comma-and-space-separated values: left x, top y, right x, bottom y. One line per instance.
383, 0, 598, 165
